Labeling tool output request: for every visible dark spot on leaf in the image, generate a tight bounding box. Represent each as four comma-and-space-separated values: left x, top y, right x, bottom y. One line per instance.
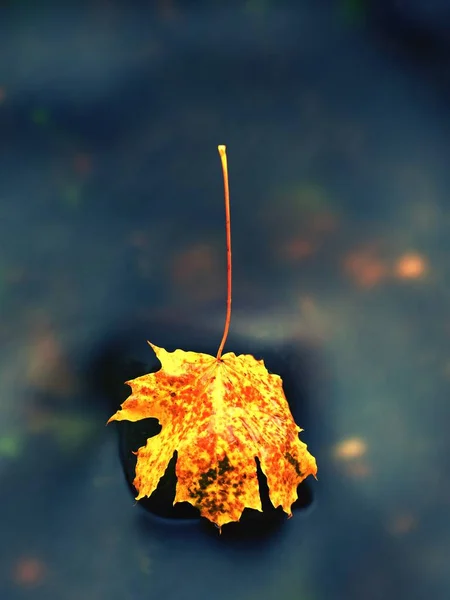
218, 455, 233, 476
285, 452, 303, 477
198, 468, 217, 490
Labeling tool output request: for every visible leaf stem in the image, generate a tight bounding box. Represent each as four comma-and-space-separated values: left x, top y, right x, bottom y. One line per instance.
216, 145, 232, 360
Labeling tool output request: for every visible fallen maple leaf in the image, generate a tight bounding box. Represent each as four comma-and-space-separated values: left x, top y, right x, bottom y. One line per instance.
108, 146, 317, 530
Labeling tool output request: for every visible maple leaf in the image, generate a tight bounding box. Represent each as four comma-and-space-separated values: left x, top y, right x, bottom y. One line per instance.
108, 342, 317, 529
107, 145, 317, 530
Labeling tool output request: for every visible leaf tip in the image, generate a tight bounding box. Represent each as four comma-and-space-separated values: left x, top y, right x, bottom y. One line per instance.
147, 340, 164, 359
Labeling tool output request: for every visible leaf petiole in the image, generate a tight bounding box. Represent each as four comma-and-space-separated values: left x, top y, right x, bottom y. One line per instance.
216, 145, 232, 361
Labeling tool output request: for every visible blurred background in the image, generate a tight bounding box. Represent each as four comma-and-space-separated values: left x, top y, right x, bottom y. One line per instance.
1, 1, 449, 599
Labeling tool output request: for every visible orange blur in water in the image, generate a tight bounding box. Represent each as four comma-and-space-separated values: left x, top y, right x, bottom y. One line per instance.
343, 249, 387, 288
394, 253, 427, 279
334, 437, 367, 459
12, 558, 46, 588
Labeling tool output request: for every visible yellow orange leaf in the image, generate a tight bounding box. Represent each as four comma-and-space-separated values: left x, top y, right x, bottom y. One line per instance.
108, 342, 317, 529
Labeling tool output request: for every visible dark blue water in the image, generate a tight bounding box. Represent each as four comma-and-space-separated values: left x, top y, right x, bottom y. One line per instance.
0, 2, 449, 599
